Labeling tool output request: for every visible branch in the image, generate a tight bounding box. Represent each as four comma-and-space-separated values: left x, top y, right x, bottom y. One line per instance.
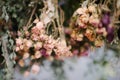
26, 5, 37, 28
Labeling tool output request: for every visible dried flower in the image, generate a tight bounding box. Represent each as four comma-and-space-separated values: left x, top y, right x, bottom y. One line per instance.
34, 42, 42, 50
85, 29, 95, 41
34, 51, 42, 59
18, 59, 24, 67
76, 34, 83, 41
25, 40, 33, 48
36, 21, 44, 30
95, 37, 104, 47
88, 5, 96, 13
16, 37, 23, 46
76, 7, 88, 15
23, 53, 30, 59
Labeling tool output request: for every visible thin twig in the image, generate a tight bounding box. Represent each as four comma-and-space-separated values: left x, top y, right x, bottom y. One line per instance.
26, 5, 37, 28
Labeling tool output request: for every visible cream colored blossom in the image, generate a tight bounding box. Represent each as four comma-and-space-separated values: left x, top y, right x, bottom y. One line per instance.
25, 40, 33, 48
80, 14, 89, 23
88, 5, 96, 13
33, 19, 39, 23
20, 45, 24, 50
76, 7, 88, 15
23, 53, 30, 59
34, 51, 42, 59
76, 34, 83, 41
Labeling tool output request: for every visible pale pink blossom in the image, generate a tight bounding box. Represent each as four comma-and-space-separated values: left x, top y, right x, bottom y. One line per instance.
16, 47, 20, 51
54, 42, 72, 57
31, 64, 40, 74
23, 53, 30, 59
17, 31, 22, 36
46, 49, 52, 55
31, 26, 40, 35
89, 15, 100, 26
31, 34, 39, 41
16, 37, 23, 46
39, 34, 48, 41
44, 37, 56, 50
36, 21, 44, 29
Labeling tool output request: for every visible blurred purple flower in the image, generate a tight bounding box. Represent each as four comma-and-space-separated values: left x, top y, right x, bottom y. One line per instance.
106, 25, 114, 42
40, 48, 47, 56
101, 13, 110, 26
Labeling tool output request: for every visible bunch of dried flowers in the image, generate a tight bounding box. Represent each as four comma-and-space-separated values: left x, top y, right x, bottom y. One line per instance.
66, 3, 114, 56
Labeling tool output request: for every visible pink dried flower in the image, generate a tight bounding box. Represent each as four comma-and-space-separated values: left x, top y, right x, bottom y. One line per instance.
16, 47, 20, 51
31, 26, 40, 35
89, 15, 100, 26
36, 21, 44, 30
31, 34, 39, 41
16, 37, 23, 46
54, 41, 72, 57
39, 34, 48, 41
44, 36, 56, 50
17, 31, 22, 36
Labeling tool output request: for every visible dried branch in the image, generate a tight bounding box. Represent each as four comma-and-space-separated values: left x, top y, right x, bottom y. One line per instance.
26, 5, 37, 28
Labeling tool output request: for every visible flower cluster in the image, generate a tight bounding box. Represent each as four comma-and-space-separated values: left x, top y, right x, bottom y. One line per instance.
66, 4, 114, 56
15, 19, 72, 67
